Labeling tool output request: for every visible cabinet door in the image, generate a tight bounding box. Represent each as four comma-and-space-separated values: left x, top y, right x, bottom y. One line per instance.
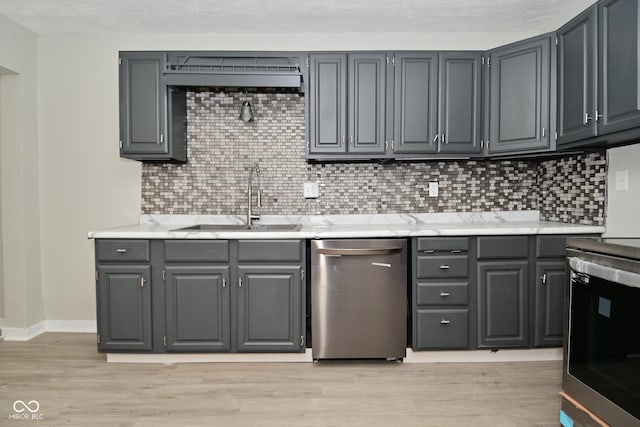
393, 52, 438, 154
119, 52, 167, 157
534, 261, 566, 347
557, 6, 598, 145
598, 0, 640, 135
488, 35, 553, 154
477, 261, 529, 347
237, 265, 302, 352
348, 53, 387, 154
97, 265, 152, 351
438, 52, 482, 154
165, 265, 231, 352
308, 54, 347, 154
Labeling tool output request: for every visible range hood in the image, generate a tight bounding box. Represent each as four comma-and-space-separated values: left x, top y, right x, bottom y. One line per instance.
163, 53, 304, 91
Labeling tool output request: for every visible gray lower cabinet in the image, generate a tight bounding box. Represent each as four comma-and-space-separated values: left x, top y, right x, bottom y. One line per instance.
95, 239, 153, 352
477, 260, 529, 348
533, 261, 566, 347
236, 265, 302, 352
95, 238, 305, 354
487, 33, 556, 155
412, 237, 475, 350
477, 236, 530, 348
532, 234, 571, 347
119, 52, 186, 162
164, 265, 231, 352
307, 52, 389, 157
96, 265, 152, 352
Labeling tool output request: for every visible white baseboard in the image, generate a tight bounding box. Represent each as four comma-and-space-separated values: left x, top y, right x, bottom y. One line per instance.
1, 320, 96, 341
107, 349, 314, 364
403, 347, 563, 363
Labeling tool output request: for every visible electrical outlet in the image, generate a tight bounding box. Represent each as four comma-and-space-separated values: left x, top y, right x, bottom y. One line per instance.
429, 181, 439, 197
303, 182, 319, 198
615, 170, 629, 191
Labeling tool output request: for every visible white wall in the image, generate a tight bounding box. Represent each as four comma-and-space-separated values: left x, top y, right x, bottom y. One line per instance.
0, 15, 44, 334
38, 30, 539, 324
604, 144, 640, 237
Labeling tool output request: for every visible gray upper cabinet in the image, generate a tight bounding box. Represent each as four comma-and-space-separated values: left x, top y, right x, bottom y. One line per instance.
308, 52, 388, 157
308, 54, 347, 154
393, 52, 439, 155
164, 265, 231, 352
119, 52, 186, 162
557, 6, 598, 145
348, 53, 388, 155
487, 34, 556, 155
598, 0, 640, 135
438, 52, 483, 154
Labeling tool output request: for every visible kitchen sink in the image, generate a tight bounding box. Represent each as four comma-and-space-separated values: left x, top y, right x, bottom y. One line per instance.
172, 223, 301, 232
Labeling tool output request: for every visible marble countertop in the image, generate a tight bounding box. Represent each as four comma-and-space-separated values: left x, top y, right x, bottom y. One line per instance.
88, 211, 605, 239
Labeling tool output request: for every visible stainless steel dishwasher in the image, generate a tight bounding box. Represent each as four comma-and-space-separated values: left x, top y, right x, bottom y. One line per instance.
311, 239, 407, 360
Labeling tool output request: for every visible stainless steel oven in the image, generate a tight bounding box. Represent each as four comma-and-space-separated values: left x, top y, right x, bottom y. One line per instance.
563, 238, 640, 427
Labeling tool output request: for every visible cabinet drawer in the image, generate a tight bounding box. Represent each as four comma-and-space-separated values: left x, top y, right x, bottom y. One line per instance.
416, 237, 469, 253
415, 308, 469, 350
536, 235, 568, 258
238, 240, 303, 262
477, 236, 528, 259
416, 282, 469, 306
96, 240, 149, 262
416, 255, 469, 279
164, 240, 229, 262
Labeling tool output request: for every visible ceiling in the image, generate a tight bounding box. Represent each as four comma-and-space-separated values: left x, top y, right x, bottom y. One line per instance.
0, 0, 594, 36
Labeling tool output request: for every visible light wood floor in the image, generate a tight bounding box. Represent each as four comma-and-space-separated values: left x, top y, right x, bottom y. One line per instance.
0, 333, 562, 426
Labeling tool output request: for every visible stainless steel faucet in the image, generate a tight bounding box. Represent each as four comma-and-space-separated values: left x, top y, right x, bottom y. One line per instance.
247, 162, 261, 225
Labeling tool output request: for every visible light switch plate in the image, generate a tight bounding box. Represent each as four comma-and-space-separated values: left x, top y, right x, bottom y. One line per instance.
303, 182, 319, 198
615, 170, 629, 191
428, 181, 439, 197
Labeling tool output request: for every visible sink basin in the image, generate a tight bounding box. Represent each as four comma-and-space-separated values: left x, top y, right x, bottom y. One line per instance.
172, 223, 301, 232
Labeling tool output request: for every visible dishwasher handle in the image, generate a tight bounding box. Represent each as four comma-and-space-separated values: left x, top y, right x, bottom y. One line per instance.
316, 247, 404, 256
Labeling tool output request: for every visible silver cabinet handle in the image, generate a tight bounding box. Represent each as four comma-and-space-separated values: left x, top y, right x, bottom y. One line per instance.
540, 273, 547, 285
440, 319, 451, 325
585, 112, 593, 124
450, 249, 462, 254
442, 134, 447, 144
116, 248, 127, 253
439, 292, 450, 297
542, 127, 546, 138
432, 134, 439, 144
222, 278, 227, 288
341, 136, 345, 144
349, 135, 353, 144
439, 265, 450, 270
140, 277, 145, 288
595, 109, 603, 121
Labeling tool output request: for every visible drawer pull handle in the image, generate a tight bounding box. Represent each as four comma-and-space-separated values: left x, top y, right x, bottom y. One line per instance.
116, 249, 127, 253
424, 250, 435, 254
439, 265, 450, 270
440, 319, 451, 325
451, 249, 462, 254
440, 292, 450, 297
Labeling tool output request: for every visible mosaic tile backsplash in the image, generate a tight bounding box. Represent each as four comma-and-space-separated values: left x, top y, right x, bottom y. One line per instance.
141, 89, 606, 225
